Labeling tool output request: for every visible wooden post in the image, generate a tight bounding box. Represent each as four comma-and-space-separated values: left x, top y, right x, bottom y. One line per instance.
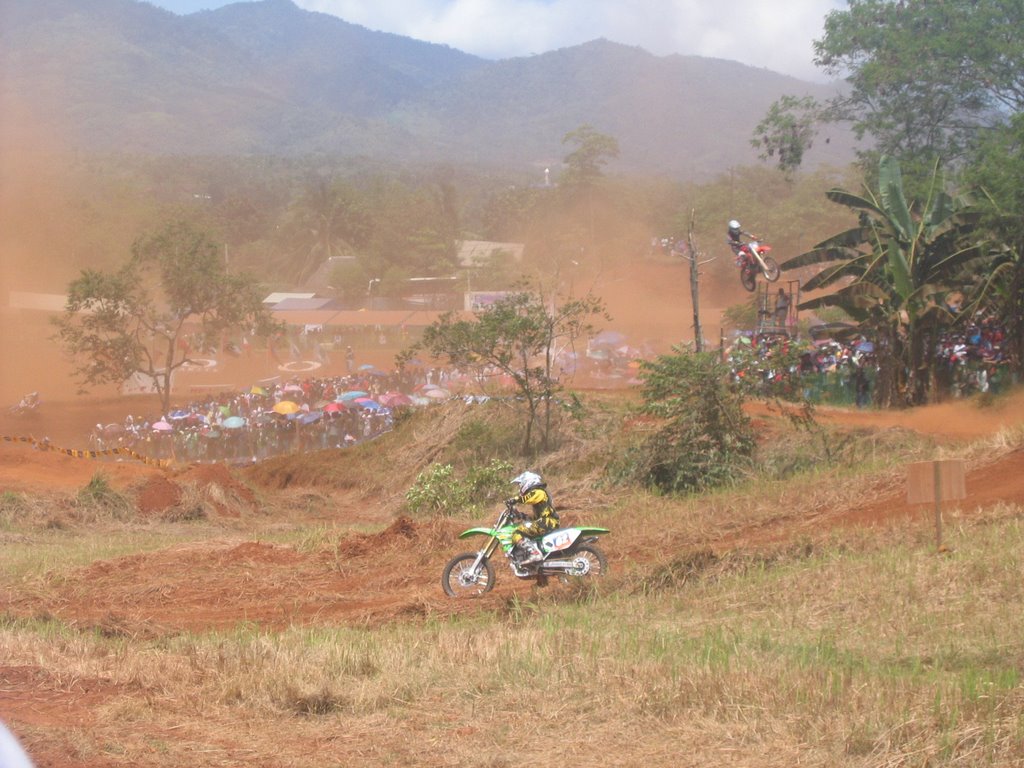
906, 459, 966, 551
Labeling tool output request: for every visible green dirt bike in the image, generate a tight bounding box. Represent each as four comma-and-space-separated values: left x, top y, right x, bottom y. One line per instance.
441, 499, 610, 597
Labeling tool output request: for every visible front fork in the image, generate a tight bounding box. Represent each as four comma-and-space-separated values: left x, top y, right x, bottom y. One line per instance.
472, 536, 502, 571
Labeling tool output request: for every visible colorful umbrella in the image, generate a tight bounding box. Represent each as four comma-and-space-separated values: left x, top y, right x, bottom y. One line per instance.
152, 420, 173, 432
222, 416, 247, 429
272, 400, 301, 415
250, 385, 267, 395
338, 390, 369, 401
299, 411, 323, 425
423, 388, 449, 400
323, 402, 347, 413
354, 398, 382, 410
379, 392, 413, 407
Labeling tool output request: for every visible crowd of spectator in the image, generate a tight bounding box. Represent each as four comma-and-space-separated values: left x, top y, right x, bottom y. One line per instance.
90, 364, 460, 464
726, 315, 1013, 406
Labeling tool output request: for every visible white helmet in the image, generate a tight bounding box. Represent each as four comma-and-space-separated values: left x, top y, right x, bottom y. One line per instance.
511, 471, 544, 495
728, 219, 741, 234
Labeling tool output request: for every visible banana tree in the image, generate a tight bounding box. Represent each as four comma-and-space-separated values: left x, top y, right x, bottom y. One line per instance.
781, 156, 989, 405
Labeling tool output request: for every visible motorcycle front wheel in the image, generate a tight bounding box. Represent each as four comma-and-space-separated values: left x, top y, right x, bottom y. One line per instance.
441, 552, 495, 597
740, 266, 757, 292
761, 255, 781, 282
554, 545, 609, 585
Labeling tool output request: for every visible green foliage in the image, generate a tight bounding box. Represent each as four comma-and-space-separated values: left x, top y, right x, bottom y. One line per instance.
967, 113, 1024, 369
751, 95, 822, 176
720, 297, 759, 334
726, 336, 807, 401
53, 220, 277, 414
77, 473, 132, 519
781, 156, 990, 405
613, 349, 754, 494
408, 290, 607, 454
559, 124, 620, 189
826, 1, 1022, 182
405, 459, 514, 515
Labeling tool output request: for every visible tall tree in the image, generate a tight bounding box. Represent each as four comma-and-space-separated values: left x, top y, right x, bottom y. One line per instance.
54, 221, 277, 415
560, 124, 620, 189
967, 113, 1024, 371
756, 0, 1024, 186
408, 289, 607, 455
781, 156, 989, 405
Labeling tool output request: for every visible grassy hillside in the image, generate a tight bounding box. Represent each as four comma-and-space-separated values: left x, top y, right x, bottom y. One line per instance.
2, 392, 1024, 764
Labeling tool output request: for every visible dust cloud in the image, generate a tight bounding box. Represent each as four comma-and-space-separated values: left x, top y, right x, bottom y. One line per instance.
0, 96, 84, 404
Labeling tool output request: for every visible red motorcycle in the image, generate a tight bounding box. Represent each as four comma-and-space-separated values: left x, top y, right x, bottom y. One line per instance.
735, 239, 781, 292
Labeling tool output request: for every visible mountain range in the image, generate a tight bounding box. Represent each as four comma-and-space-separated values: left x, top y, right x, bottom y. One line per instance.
0, 0, 854, 178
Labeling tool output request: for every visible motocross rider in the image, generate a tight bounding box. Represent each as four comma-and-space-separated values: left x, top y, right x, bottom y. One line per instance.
726, 219, 756, 258
506, 471, 559, 566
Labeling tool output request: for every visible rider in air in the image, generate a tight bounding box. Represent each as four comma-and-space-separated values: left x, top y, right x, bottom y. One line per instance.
726, 219, 755, 258
506, 471, 559, 566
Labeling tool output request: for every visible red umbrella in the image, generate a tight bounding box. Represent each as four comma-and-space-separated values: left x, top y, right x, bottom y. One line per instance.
323, 402, 346, 413
379, 392, 413, 407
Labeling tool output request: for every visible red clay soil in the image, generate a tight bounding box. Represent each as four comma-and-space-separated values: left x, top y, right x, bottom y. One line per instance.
1, 393, 1023, 637
3, 390, 1024, 768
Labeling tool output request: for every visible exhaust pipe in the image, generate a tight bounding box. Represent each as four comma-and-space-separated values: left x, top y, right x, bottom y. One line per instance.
539, 558, 590, 575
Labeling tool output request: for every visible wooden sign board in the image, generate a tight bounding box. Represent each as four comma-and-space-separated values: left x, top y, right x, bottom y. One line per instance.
906, 459, 966, 505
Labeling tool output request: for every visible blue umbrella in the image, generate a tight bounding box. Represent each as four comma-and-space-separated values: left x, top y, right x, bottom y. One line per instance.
354, 398, 382, 411
222, 416, 247, 429
339, 390, 369, 401
299, 411, 323, 425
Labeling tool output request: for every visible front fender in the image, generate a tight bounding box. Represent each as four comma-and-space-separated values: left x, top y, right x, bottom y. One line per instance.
458, 527, 498, 539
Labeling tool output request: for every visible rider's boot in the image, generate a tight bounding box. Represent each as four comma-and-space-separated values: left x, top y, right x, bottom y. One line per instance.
513, 539, 543, 566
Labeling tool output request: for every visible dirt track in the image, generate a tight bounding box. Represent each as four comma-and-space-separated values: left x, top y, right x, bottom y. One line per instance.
3, 389, 1024, 767
3, 391, 1024, 633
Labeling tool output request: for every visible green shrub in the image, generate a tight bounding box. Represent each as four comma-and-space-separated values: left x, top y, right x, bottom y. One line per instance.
405, 458, 514, 516
612, 349, 754, 494
77, 472, 132, 519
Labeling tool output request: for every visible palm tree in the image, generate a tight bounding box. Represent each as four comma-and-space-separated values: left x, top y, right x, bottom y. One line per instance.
781, 156, 989, 406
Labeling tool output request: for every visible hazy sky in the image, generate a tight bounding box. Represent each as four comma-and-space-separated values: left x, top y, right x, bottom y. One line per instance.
146, 0, 846, 81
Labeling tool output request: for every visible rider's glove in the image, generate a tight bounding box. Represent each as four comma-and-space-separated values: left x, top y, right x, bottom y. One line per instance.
505, 497, 519, 507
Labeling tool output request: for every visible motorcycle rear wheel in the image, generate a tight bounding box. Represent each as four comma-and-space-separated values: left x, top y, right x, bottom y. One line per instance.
740, 266, 757, 292
553, 544, 608, 585
441, 552, 495, 597
761, 255, 781, 282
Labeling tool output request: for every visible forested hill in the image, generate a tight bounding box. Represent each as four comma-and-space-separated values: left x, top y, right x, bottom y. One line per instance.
0, 0, 854, 177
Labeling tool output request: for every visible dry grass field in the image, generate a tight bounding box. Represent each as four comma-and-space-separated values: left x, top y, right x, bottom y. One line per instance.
3, 390, 1024, 767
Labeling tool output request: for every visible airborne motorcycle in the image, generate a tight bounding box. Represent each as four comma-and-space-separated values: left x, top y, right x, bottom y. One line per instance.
441, 499, 610, 597
736, 239, 781, 292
